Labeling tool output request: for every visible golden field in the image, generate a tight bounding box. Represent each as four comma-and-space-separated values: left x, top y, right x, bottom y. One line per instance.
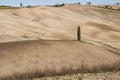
0, 4, 120, 80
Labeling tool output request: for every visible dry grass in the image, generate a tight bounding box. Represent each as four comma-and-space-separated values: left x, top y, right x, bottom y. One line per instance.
0, 60, 120, 80
0, 40, 120, 80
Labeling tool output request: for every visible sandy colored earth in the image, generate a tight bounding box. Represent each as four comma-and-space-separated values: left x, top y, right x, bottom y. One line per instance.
0, 4, 120, 79
0, 5, 120, 42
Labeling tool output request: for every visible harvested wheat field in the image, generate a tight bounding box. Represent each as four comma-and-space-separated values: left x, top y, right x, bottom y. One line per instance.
0, 4, 120, 80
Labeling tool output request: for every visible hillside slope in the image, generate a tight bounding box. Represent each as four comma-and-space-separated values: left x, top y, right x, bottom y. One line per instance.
0, 40, 120, 79
0, 5, 120, 79
0, 5, 120, 50
0, 5, 120, 42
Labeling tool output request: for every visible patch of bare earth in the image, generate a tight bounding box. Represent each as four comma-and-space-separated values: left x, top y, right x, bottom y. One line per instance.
33, 72, 120, 80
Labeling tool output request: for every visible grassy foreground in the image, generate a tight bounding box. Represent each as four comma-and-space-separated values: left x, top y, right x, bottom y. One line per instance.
32, 71, 120, 80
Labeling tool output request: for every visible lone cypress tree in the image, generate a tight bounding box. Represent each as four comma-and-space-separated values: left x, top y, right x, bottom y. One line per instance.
20, 3, 23, 7
77, 26, 81, 41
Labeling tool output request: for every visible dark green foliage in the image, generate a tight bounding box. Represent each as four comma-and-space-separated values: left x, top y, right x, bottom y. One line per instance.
27, 5, 31, 8
78, 2, 81, 5
53, 3, 65, 7
116, 3, 120, 5
105, 5, 109, 9
87, 2, 91, 5
77, 26, 81, 41
61, 3, 65, 6
0, 5, 12, 9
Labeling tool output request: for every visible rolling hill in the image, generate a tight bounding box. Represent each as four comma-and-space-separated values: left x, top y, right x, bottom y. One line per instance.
0, 4, 120, 79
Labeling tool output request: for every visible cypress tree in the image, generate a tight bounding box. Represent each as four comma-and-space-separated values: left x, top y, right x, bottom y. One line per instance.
77, 26, 81, 41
